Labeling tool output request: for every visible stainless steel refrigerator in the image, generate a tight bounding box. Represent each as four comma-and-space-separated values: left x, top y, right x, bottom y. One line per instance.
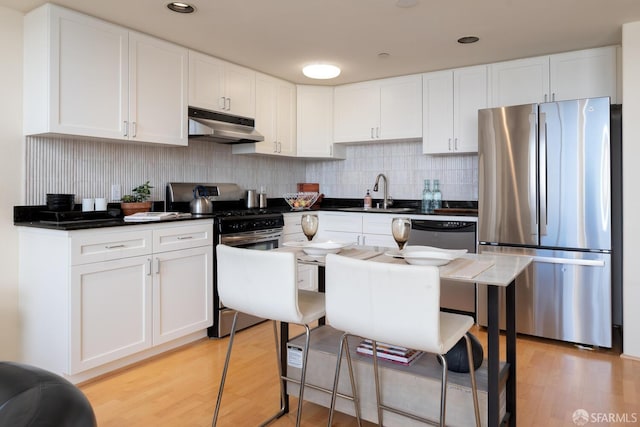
477, 97, 621, 348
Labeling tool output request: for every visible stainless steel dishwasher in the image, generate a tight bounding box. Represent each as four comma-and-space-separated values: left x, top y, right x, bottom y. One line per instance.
407, 219, 477, 317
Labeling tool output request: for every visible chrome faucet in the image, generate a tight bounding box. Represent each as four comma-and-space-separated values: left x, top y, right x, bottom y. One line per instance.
373, 173, 389, 209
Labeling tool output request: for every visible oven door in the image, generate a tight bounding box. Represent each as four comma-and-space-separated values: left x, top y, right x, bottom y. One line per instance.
219, 228, 282, 249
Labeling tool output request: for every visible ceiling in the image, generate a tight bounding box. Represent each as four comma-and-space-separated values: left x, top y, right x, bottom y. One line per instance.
3, 0, 640, 85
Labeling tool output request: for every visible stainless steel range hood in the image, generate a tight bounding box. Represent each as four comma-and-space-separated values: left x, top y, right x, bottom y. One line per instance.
188, 106, 264, 144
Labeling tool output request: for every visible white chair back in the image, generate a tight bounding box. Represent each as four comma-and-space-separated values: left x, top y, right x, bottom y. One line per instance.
325, 253, 444, 353
216, 245, 303, 324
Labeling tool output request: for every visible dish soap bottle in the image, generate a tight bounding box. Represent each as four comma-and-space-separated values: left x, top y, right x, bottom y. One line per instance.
422, 179, 433, 213
364, 189, 372, 209
432, 179, 442, 211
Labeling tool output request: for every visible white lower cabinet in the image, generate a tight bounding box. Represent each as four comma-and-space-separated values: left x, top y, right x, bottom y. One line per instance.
283, 212, 318, 291
18, 220, 213, 381
70, 256, 152, 374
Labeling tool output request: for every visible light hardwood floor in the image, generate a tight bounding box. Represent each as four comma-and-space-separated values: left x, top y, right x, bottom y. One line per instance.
80, 323, 639, 426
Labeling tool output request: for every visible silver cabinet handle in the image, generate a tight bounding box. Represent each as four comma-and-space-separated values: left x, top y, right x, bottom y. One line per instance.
154, 257, 160, 274
278, 141, 282, 153
131, 121, 137, 138
552, 93, 556, 102
454, 138, 458, 150
124, 121, 128, 137
544, 94, 548, 102
371, 128, 374, 139
376, 127, 380, 138
147, 258, 152, 276
219, 97, 226, 109
448, 138, 452, 151
177, 235, 193, 240
105, 244, 125, 249
273, 141, 278, 153
226, 97, 231, 111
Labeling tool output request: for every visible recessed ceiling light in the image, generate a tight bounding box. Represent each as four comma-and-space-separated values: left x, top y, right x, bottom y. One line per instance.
458, 36, 480, 44
396, 0, 419, 8
302, 64, 341, 80
167, 2, 195, 13
378, 52, 390, 59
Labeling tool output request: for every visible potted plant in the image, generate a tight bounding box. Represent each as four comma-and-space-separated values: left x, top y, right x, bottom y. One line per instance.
120, 181, 153, 216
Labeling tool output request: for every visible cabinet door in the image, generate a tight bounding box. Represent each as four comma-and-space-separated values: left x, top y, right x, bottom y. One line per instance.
490, 56, 550, 107
379, 75, 422, 140
152, 247, 213, 345
333, 82, 380, 142
296, 85, 345, 158
188, 50, 225, 112
41, 5, 129, 139
224, 63, 256, 118
550, 46, 617, 102
70, 256, 152, 374
129, 32, 188, 146
454, 65, 488, 153
275, 80, 297, 156
423, 70, 454, 154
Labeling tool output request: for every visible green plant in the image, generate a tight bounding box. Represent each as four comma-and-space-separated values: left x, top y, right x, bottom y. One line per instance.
121, 181, 153, 203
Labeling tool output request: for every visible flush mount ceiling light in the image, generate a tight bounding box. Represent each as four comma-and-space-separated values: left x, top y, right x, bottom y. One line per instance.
302, 64, 341, 79
396, 0, 419, 8
458, 36, 480, 44
167, 2, 195, 13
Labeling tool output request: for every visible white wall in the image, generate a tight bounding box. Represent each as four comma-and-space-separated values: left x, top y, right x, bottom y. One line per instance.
622, 22, 640, 358
0, 6, 23, 360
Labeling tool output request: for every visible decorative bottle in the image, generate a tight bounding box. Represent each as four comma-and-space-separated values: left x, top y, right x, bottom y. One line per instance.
364, 189, 372, 209
432, 179, 442, 210
421, 180, 433, 213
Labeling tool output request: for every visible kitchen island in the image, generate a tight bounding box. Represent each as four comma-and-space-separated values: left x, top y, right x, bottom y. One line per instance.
278, 246, 531, 426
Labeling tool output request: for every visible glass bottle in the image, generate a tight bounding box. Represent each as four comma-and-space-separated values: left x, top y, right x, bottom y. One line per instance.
432, 179, 442, 210
422, 179, 433, 213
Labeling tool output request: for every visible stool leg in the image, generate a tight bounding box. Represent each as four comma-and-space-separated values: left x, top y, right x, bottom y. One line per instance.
328, 334, 362, 427
436, 354, 448, 427
343, 337, 363, 427
464, 334, 481, 427
212, 312, 239, 427
258, 320, 287, 427
293, 325, 312, 427
371, 340, 383, 426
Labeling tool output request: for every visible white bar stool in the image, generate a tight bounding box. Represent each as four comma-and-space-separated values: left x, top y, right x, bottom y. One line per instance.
325, 253, 481, 427
212, 245, 326, 427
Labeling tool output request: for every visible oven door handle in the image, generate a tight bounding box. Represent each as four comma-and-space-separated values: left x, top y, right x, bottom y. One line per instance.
221, 233, 282, 247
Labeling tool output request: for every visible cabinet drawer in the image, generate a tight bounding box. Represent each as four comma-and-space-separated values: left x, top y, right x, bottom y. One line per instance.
319, 213, 362, 232
362, 214, 395, 235
153, 223, 213, 253
71, 230, 153, 265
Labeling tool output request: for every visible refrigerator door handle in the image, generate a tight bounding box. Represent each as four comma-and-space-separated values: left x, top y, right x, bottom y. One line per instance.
532, 255, 605, 267
539, 112, 548, 236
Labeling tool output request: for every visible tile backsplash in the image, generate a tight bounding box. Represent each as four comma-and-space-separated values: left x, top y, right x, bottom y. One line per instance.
24, 137, 477, 205
305, 140, 478, 201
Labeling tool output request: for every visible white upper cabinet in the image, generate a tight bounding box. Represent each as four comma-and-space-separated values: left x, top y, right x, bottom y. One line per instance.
296, 85, 345, 159
489, 56, 550, 107
232, 73, 296, 156
129, 32, 189, 145
490, 46, 617, 107
188, 50, 255, 118
24, 4, 188, 146
423, 65, 488, 154
549, 46, 617, 103
333, 75, 422, 143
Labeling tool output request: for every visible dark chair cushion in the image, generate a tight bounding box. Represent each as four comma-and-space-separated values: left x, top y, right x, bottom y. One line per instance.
0, 361, 97, 427
437, 332, 484, 373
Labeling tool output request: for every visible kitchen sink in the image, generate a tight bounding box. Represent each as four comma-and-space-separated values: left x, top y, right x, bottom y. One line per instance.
338, 207, 415, 213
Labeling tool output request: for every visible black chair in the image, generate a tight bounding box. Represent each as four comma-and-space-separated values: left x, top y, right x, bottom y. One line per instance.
0, 361, 97, 427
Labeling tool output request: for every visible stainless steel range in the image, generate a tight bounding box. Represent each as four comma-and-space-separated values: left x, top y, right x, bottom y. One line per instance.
166, 182, 284, 338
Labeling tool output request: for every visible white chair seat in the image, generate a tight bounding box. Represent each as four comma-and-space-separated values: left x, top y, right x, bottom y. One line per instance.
439, 312, 475, 354
297, 290, 326, 325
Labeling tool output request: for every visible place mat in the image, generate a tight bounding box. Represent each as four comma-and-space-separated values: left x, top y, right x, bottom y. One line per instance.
440, 258, 495, 279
